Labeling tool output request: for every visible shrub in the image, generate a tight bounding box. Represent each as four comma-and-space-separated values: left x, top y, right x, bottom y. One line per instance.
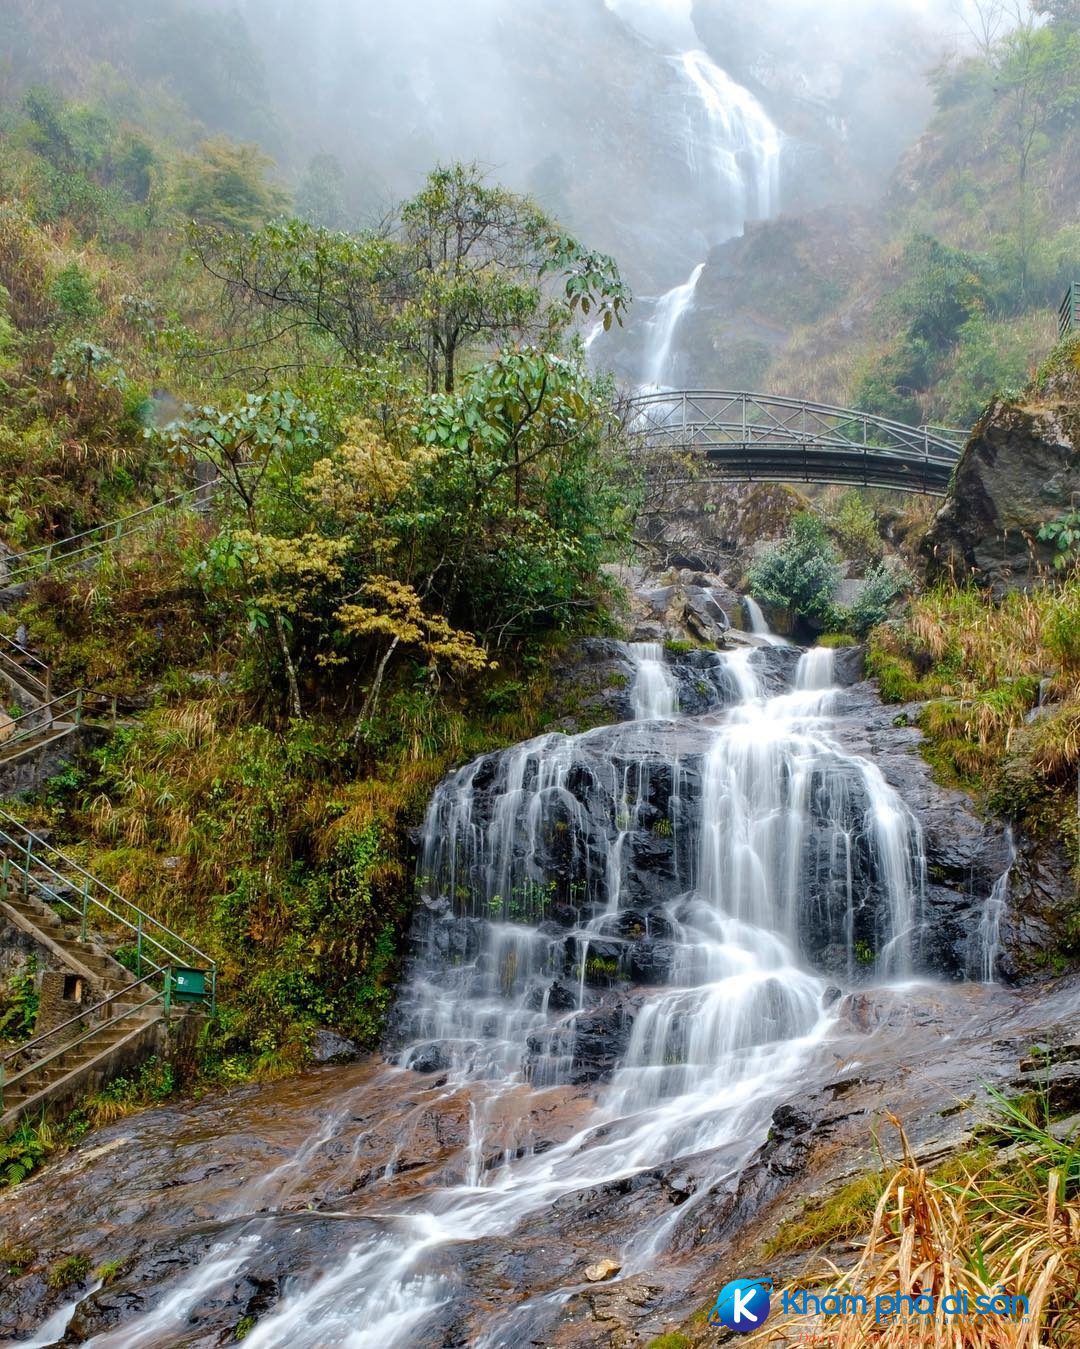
747, 512, 842, 629
49, 262, 99, 320
843, 558, 914, 637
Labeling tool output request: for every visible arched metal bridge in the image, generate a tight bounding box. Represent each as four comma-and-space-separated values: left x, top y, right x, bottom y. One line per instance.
629, 391, 967, 495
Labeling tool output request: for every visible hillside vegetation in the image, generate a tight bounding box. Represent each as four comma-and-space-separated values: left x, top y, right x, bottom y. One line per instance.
0, 76, 635, 1075
734, 4, 1080, 426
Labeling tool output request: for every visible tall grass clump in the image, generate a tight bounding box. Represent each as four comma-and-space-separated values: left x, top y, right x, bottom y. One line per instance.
755, 1112, 1080, 1347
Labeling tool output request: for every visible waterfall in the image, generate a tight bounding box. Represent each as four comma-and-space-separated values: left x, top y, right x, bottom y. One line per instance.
628, 641, 678, 720
99, 637, 934, 1347
679, 50, 781, 222
743, 595, 788, 646
605, 0, 783, 387
972, 828, 1014, 983
796, 646, 836, 691
641, 262, 705, 390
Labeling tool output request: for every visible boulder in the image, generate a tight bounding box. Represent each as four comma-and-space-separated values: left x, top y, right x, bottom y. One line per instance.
922, 396, 1080, 594
309, 1029, 360, 1064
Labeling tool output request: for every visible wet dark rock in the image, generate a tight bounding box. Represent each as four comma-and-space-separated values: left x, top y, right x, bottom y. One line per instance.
405, 1042, 449, 1073
309, 1029, 360, 1064
526, 1003, 635, 1085
1001, 832, 1075, 982
771, 1103, 814, 1137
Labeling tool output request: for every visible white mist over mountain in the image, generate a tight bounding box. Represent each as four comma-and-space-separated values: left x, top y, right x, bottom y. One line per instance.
223, 0, 1007, 384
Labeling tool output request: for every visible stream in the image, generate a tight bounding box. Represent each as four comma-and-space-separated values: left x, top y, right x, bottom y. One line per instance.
2, 629, 1042, 1347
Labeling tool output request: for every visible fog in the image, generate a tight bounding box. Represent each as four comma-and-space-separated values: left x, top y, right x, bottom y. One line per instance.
216, 0, 1008, 383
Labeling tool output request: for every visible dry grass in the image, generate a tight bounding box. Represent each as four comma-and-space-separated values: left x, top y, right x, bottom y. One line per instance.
754, 1116, 1080, 1347
868, 582, 1080, 795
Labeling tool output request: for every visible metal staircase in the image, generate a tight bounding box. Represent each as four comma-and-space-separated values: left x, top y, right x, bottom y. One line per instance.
0, 615, 216, 1132
0, 812, 216, 1130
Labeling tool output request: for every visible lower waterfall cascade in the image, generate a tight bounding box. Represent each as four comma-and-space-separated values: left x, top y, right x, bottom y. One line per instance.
53, 634, 1013, 1349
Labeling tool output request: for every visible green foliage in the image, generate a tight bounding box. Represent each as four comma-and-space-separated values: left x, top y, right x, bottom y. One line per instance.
1038, 507, 1080, 570
0, 1242, 34, 1275
296, 153, 347, 230
748, 512, 842, 629
0, 1118, 54, 1187
0, 958, 39, 1042
827, 490, 883, 564
94, 1259, 127, 1285
46, 1253, 91, 1289
842, 559, 914, 637
171, 138, 288, 231
189, 163, 628, 394
87, 1056, 176, 1123
764, 1168, 889, 1255
50, 262, 99, 320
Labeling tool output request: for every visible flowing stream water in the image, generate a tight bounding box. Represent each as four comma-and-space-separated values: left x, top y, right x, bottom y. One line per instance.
84, 638, 949, 1347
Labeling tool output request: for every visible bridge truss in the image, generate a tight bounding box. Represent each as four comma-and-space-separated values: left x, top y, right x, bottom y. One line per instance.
629, 391, 966, 495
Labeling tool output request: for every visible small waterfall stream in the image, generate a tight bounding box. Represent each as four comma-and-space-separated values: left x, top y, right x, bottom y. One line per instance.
600, 0, 783, 386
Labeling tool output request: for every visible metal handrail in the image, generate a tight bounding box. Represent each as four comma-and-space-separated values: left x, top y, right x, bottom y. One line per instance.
0, 633, 49, 676
0, 809, 215, 976
0, 985, 161, 1113
1060, 283, 1078, 340
0, 646, 48, 701
1, 970, 158, 1071
3, 688, 81, 729
5, 483, 220, 584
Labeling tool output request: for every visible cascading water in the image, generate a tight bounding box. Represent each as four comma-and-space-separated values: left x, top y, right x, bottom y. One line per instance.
641, 262, 705, 391
796, 644, 836, 691
628, 640, 679, 720
743, 595, 788, 646
971, 827, 1014, 983
600, 0, 783, 386
93, 634, 929, 1348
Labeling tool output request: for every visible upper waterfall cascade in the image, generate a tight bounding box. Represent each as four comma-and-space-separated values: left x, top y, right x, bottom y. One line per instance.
603, 0, 784, 388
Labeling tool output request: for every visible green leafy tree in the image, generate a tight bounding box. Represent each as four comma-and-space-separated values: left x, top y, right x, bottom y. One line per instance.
159, 391, 321, 716
190, 163, 628, 392
296, 153, 348, 230
171, 138, 289, 231
844, 559, 913, 636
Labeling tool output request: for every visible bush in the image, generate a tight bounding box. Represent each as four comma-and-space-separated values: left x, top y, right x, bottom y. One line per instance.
843, 558, 914, 637
827, 490, 884, 564
747, 512, 842, 629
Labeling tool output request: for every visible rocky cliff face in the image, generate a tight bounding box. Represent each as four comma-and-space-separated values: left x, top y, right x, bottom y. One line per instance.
922, 394, 1080, 594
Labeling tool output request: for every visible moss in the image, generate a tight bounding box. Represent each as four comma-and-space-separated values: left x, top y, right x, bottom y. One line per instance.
818, 632, 858, 648
0, 1243, 34, 1275
645, 1336, 691, 1349
46, 1254, 91, 1289
764, 1169, 889, 1255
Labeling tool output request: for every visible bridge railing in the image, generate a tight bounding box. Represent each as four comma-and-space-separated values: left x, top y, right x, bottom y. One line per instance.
626, 391, 966, 494
3, 482, 219, 587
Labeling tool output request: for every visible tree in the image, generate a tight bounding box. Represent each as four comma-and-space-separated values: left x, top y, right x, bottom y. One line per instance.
190, 163, 629, 391
992, 16, 1080, 299
748, 513, 842, 630
159, 391, 321, 716
1032, 0, 1080, 28
296, 153, 348, 231
171, 138, 289, 232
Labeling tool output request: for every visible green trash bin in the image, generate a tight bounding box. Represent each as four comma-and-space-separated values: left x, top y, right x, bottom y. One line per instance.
171, 966, 208, 1006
